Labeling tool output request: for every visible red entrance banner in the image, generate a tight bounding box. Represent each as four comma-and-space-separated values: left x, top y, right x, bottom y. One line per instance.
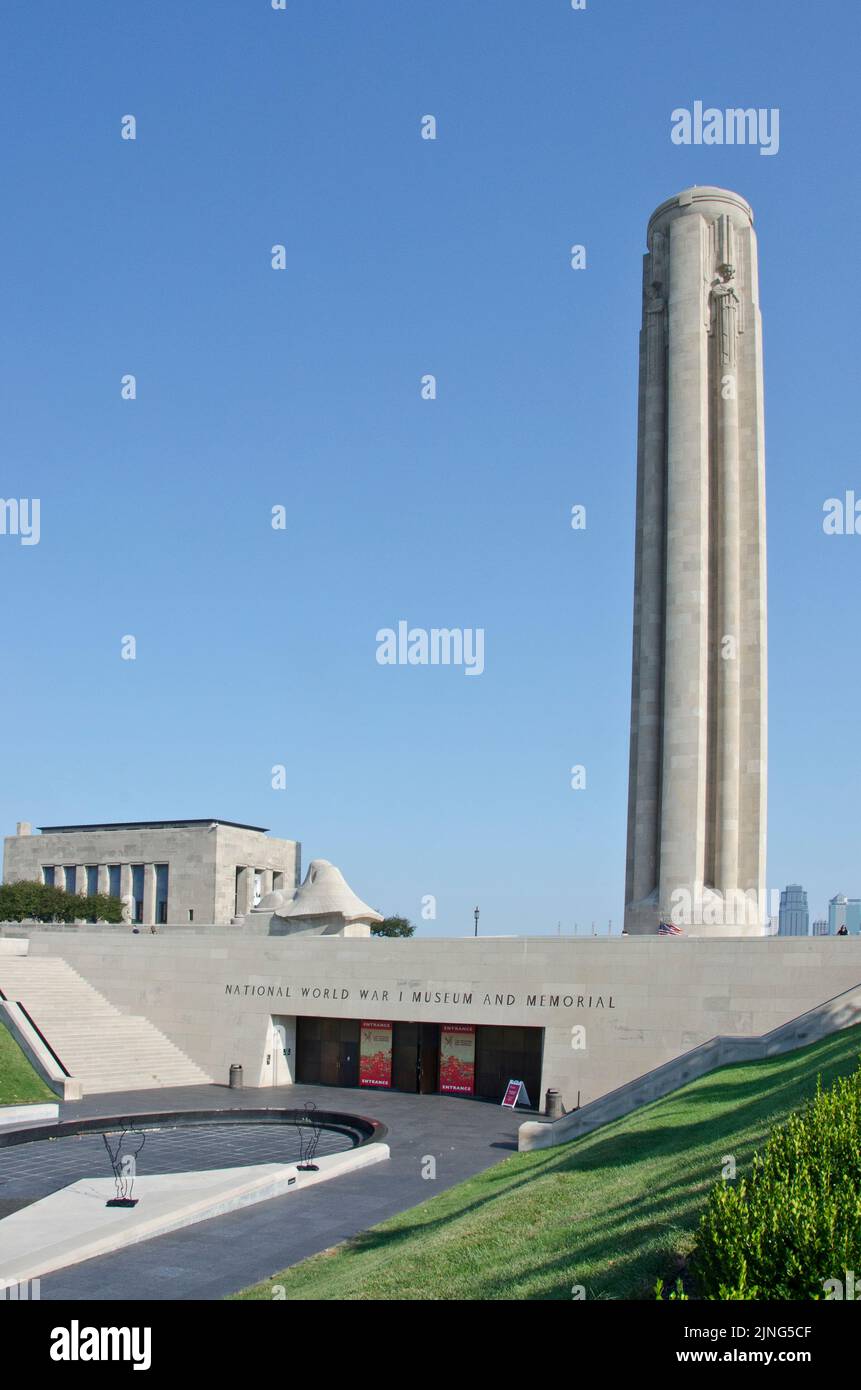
439, 1023, 476, 1095
359, 1020, 392, 1088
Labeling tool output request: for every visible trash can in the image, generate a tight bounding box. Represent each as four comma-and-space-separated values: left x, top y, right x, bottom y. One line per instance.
229, 1063, 243, 1089
544, 1088, 564, 1120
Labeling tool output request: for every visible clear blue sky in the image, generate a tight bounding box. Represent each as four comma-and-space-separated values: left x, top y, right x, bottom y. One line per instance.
1, 1, 858, 935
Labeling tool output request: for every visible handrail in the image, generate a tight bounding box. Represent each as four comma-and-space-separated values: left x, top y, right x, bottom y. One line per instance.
12, 1001, 71, 1077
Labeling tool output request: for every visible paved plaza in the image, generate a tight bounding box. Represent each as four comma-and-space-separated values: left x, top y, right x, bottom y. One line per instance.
4, 1083, 525, 1300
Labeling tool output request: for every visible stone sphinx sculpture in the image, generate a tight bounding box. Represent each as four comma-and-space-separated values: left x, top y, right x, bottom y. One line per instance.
252, 858, 383, 938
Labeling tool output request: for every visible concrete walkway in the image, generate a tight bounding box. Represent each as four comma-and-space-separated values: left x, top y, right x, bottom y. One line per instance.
24, 1083, 526, 1300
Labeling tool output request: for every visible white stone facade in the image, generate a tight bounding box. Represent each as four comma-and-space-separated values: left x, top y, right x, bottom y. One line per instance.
2, 820, 300, 926
625, 188, 767, 935
9, 930, 861, 1110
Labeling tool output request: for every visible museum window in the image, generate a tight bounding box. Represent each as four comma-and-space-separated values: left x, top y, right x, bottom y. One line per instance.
107, 865, 121, 898
85, 865, 98, 897
155, 863, 169, 925
64, 866, 77, 894
131, 864, 145, 924
42, 866, 54, 887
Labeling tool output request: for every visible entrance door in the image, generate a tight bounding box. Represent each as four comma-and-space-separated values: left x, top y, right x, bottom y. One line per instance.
474, 1026, 543, 1103
392, 1022, 440, 1093
417, 1023, 439, 1094
272, 1022, 290, 1085
392, 1022, 418, 1092
296, 1017, 360, 1087
339, 1037, 359, 1088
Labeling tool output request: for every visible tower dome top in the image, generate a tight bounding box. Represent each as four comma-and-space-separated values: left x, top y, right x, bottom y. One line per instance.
647, 186, 754, 240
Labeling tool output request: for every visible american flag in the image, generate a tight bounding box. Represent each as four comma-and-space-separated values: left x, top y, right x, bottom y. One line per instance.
657, 921, 684, 935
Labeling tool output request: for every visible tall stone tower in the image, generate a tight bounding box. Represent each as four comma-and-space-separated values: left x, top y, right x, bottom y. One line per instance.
624, 187, 767, 936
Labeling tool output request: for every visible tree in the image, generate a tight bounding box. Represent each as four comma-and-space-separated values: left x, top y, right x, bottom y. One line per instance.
372, 915, 416, 938
0, 880, 124, 924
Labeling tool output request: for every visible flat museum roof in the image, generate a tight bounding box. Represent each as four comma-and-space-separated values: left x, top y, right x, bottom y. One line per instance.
36, 819, 270, 834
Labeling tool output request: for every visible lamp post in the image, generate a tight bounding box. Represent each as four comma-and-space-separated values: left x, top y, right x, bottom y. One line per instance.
474, 905, 480, 937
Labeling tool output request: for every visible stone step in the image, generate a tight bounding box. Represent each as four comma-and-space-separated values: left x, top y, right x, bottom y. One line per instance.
16, 1007, 120, 1018
81, 1079, 204, 1094
82, 1068, 211, 1081
1, 956, 213, 1096
56, 1056, 204, 1069
49, 1046, 179, 1056
20, 996, 123, 1005
57, 1033, 188, 1045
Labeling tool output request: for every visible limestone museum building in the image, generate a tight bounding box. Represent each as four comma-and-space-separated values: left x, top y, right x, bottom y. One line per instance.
3, 831, 860, 1114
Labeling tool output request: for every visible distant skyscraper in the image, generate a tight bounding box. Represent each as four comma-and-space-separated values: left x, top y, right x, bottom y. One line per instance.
828, 895, 861, 936
811, 918, 830, 937
778, 884, 809, 937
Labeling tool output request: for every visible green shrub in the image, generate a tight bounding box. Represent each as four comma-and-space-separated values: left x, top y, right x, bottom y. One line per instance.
654, 1277, 689, 1301
0, 879, 124, 924
693, 1064, 861, 1299
371, 915, 416, 938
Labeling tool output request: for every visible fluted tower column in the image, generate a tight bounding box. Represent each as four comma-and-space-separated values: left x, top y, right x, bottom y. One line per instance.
623, 187, 767, 937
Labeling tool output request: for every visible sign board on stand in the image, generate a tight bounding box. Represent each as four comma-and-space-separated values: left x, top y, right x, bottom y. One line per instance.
501, 1079, 531, 1109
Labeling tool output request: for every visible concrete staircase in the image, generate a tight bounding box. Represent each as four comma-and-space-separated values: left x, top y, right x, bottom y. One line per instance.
0, 956, 212, 1095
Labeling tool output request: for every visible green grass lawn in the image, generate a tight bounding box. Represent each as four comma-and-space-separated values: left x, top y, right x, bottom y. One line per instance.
0, 1025, 56, 1106
234, 1026, 861, 1301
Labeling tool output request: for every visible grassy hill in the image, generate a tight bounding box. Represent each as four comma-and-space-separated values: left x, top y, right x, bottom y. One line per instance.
0, 1026, 55, 1106
235, 1025, 861, 1301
